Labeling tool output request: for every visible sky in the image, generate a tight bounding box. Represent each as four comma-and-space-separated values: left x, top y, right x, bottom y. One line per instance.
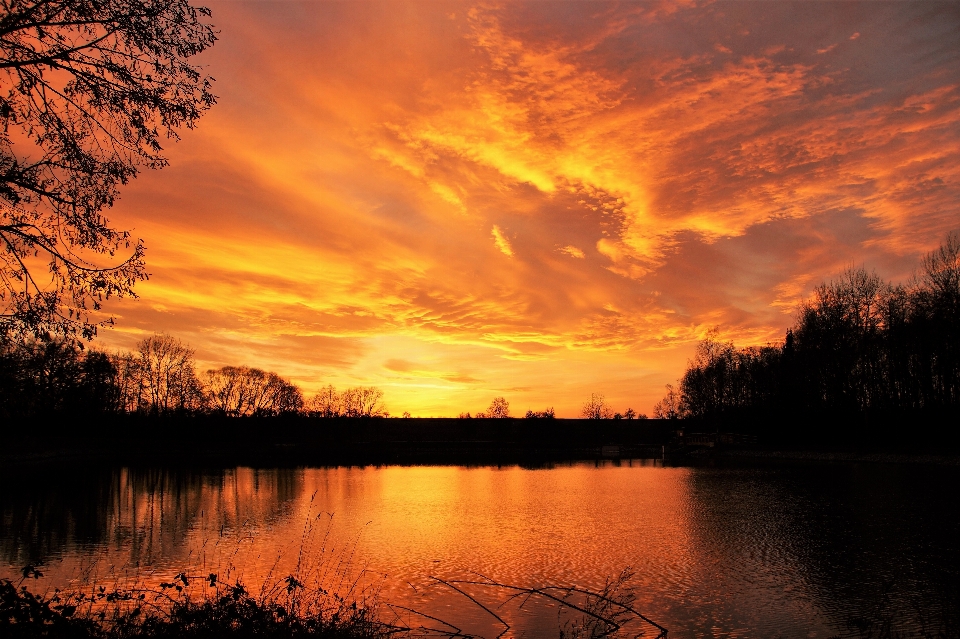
94, 0, 960, 417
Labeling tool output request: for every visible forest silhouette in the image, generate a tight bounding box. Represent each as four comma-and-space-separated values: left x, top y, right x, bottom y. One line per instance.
2, 232, 958, 452
654, 231, 960, 444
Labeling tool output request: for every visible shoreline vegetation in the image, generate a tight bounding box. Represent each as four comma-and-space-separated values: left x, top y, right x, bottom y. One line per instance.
650, 232, 960, 440
0, 337, 646, 423
1, 569, 668, 639
1, 575, 386, 639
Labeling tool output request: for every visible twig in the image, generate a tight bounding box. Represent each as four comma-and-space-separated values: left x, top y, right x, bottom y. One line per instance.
430, 577, 509, 638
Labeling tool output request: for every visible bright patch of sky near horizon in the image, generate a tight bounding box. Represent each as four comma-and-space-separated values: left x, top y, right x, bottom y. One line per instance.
94, 1, 960, 417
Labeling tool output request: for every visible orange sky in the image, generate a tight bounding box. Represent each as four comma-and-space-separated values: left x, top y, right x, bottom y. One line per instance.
93, 1, 960, 417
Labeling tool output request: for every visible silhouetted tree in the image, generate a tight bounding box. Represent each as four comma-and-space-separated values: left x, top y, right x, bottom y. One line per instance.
310, 384, 343, 417
1, 0, 216, 340
655, 231, 960, 438
485, 396, 510, 418
136, 333, 204, 414
525, 407, 555, 419
342, 386, 386, 417
653, 384, 681, 420
308, 384, 388, 418
206, 366, 303, 416
264, 373, 303, 415
791, 267, 891, 414
111, 350, 145, 413
0, 337, 120, 416
205, 366, 246, 415
911, 231, 960, 408
1, 331, 313, 419
580, 393, 613, 419
79, 350, 121, 413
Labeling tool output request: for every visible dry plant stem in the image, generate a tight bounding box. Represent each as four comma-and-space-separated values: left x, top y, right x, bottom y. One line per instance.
3, 569, 669, 639
384, 603, 464, 637
429, 578, 509, 639
424, 573, 668, 639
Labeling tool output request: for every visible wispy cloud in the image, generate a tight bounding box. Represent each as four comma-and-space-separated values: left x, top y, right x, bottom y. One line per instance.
93, 1, 960, 416
559, 246, 585, 259
492, 225, 514, 257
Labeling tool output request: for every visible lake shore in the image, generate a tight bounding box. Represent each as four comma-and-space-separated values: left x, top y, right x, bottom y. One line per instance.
0, 438, 670, 468
4, 414, 958, 468
707, 445, 960, 466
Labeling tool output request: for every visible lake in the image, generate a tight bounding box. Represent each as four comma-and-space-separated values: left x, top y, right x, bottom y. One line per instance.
2, 460, 958, 638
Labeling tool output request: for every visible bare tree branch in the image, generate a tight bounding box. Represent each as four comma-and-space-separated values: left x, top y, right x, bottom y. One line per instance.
0, 0, 216, 341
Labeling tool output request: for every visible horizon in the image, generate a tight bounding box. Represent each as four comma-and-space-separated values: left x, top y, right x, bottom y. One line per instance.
84, 1, 960, 417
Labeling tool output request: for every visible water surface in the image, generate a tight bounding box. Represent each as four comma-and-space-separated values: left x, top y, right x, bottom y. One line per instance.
2, 461, 958, 638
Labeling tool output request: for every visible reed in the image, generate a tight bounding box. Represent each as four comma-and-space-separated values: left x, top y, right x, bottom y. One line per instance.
1, 572, 388, 639
2, 567, 669, 639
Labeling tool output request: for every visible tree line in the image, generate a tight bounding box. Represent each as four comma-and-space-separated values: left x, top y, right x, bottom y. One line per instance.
458, 394, 645, 420
653, 232, 960, 435
0, 333, 388, 419
1, 333, 651, 421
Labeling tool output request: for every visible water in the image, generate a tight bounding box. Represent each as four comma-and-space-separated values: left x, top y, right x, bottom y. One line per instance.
2, 460, 958, 638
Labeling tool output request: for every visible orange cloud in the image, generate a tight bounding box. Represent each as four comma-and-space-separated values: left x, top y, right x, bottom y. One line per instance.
491, 225, 514, 257
91, 1, 960, 416
559, 246, 585, 259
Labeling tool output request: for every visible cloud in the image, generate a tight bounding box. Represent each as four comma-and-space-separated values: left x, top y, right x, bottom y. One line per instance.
88, 0, 960, 416
384, 358, 415, 372
441, 373, 482, 385
491, 225, 514, 257
559, 246, 585, 259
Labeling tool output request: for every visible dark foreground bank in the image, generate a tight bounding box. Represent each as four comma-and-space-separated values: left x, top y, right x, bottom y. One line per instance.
1, 577, 384, 639
1, 571, 668, 639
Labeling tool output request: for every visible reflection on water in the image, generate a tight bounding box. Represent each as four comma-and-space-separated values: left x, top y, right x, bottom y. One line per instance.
1, 468, 304, 581
2, 461, 958, 638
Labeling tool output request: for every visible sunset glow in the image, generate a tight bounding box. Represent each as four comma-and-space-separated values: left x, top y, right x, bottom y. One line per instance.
93, 1, 960, 416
